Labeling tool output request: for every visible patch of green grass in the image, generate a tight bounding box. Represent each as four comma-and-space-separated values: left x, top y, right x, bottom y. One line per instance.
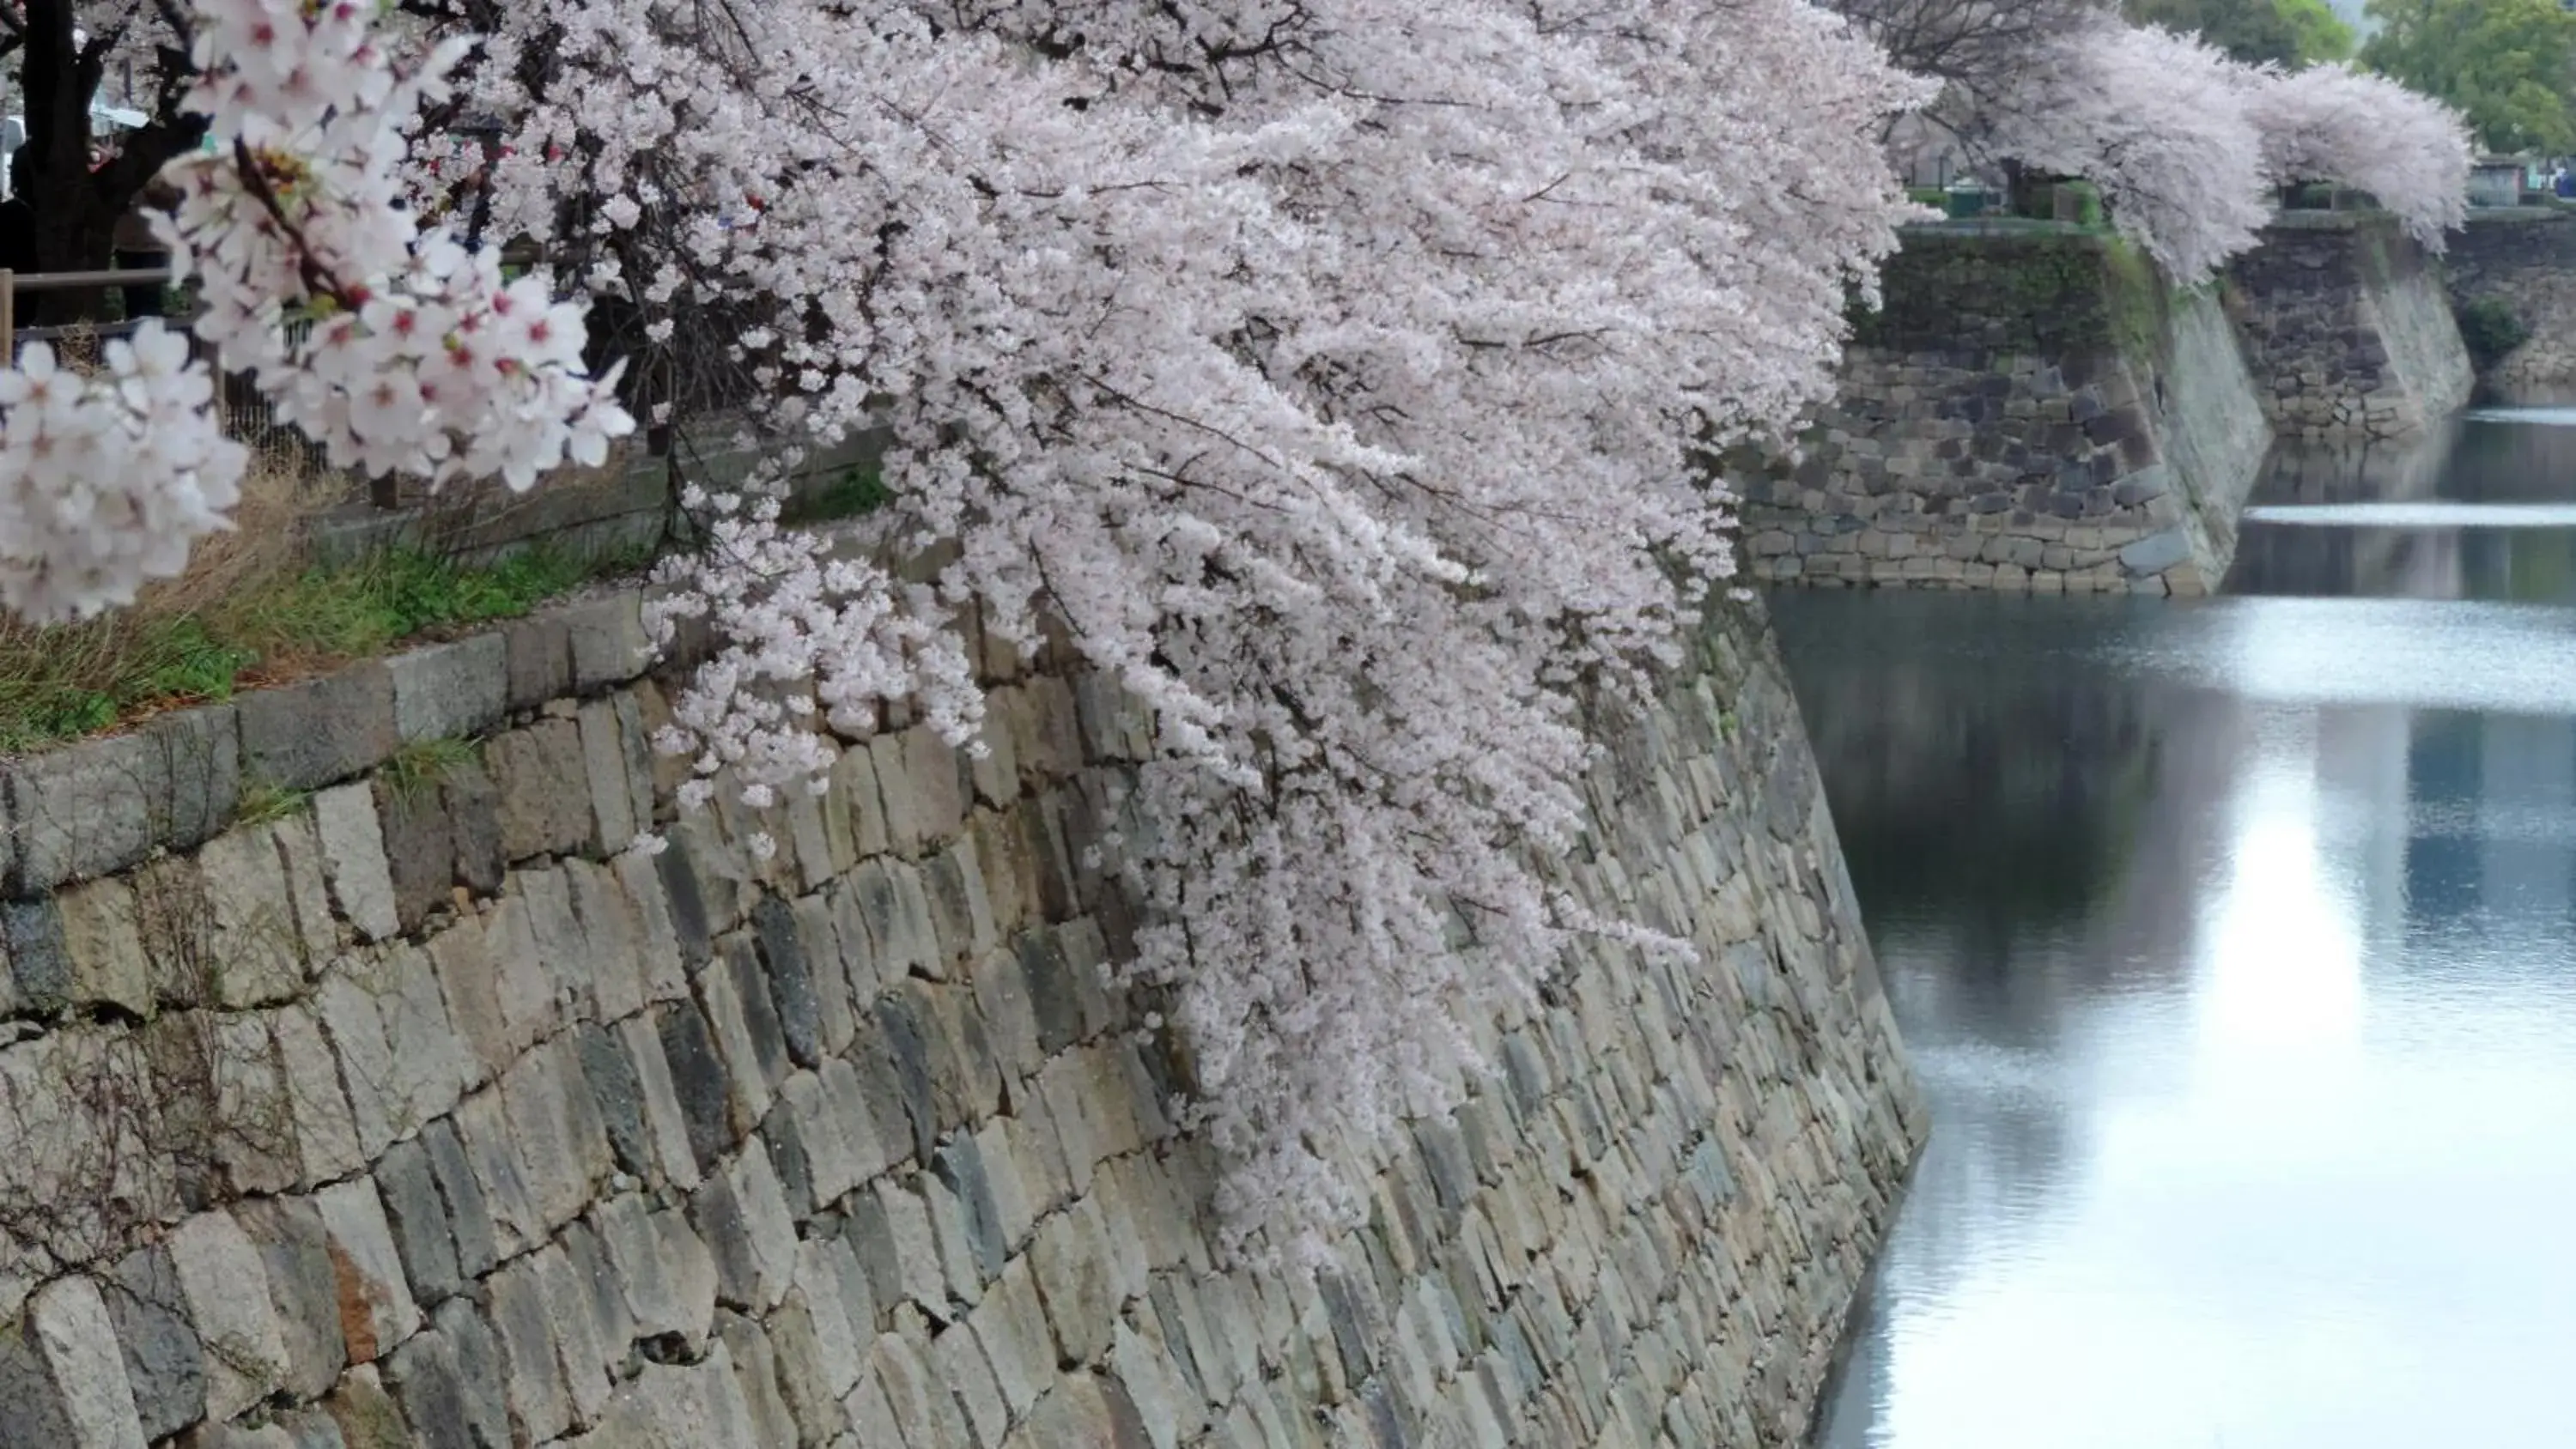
235, 779, 307, 827
384, 736, 481, 808
0, 541, 637, 755
783, 466, 891, 525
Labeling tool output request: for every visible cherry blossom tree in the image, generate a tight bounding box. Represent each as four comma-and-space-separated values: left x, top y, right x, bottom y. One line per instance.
1976, 21, 2275, 276
3, 0, 1934, 1263
2243, 61, 2474, 247
1932, 15, 2469, 277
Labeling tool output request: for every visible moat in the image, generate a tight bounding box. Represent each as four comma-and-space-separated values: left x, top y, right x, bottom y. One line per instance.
1786, 405, 2576, 1446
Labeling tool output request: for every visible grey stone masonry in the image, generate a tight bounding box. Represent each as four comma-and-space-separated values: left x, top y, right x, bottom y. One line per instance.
2445, 208, 2576, 397
2226, 212, 2472, 440
1744, 277, 2268, 597
0, 580, 1921, 1447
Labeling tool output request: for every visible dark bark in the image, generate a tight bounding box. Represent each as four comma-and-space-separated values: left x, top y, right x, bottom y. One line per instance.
9, 0, 204, 323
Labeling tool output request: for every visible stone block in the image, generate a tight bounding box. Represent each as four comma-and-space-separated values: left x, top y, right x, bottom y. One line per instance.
831, 744, 891, 860
532, 1240, 617, 1428
778, 1070, 860, 1213
235, 1196, 349, 1401
383, 1297, 511, 1449
793, 892, 857, 1057
53, 875, 153, 1016
614, 848, 690, 1003
485, 1255, 573, 1444
1030, 1196, 1121, 1367
451, 1088, 544, 1261
819, 1054, 897, 1185
763, 1290, 851, 1446
792, 1240, 866, 1401
373, 779, 457, 936
578, 699, 641, 854
655, 996, 736, 1175
751, 897, 824, 1070
517, 864, 596, 1024
562, 593, 653, 692
275, 1001, 366, 1185
622, 1339, 766, 1449
496, 1036, 613, 1234
28, 1275, 149, 1449
478, 888, 562, 1061
922, 840, 997, 967
933, 1135, 1008, 1287
374, 1135, 465, 1307
930, 1317, 1008, 1444
864, 1331, 974, 1448
592, 1193, 718, 1352
168, 1209, 295, 1421
443, 761, 507, 898
503, 613, 574, 713
318, 1366, 412, 1449
270, 808, 343, 960
618, 1011, 703, 1191
717, 1313, 800, 1449
974, 1258, 1055, 1419
3, 732, 155, 894
2117, 526, 2196, 577
313, 781, 403, 942
316, 1177, 426, 1362
426, 916, 510, 1086
691, 1142, 799, 1313
238, 663, 401, 794
850, 1180, 944, 1319
851, 858, 937, 986
100, 1245, 205, 1442
484, 720, 592, 861
388, 634, 508, 744
197, 821, 310, 1008
208, 1010, 301, 1197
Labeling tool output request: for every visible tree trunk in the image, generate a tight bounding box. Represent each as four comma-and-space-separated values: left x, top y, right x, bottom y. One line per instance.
12, 0, 204, 325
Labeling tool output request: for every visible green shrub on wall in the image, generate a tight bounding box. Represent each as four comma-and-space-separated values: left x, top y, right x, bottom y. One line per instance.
2457, 295, 2531, 368
1849, 227, 2177, 366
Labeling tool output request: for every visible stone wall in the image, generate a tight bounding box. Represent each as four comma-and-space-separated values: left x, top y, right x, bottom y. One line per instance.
2224, 212, 2472, 438
2443, 208, 2576, 396
1740, 225, 2270, 596
0, 580, 1923, 1446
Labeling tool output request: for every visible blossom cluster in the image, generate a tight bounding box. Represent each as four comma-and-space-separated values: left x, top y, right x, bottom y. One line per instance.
0, 325, 247, 621
0, 0, 631, 622
1966, 19, 2473, 276
161, 0, 632, 491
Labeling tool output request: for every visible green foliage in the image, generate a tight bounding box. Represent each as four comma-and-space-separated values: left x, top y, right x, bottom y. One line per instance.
2456, 295, 2531, 368
1853, 228, 2174, 366
0, 543, 635, 755
235, 779, 308, 827
781, 465, 892, 525
2128, 0, 2351, 64
2277, 0, 2356, 62
384, 736, 480, 808
2365, 0, 2576, 154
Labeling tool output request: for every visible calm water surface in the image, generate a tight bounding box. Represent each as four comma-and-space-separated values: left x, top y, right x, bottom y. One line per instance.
1786, 409, 2576, 1448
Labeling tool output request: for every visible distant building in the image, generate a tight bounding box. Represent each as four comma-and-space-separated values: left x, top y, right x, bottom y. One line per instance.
2469, 157, 2530, 208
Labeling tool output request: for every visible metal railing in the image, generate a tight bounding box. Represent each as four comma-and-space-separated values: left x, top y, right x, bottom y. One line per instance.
0, 264, 325, 481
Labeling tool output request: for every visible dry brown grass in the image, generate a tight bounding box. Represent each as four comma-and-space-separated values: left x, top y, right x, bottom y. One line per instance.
0, 431, 635, 753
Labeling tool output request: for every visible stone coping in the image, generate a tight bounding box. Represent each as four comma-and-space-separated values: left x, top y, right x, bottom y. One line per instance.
0, 586, 662, 903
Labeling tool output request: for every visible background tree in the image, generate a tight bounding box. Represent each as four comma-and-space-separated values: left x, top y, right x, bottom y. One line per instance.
2364, 0, 2576, 154
0, 2, 204, 318
2123, 0, 2354, 65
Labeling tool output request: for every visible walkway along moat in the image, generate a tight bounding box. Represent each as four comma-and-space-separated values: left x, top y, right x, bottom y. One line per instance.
1784, 406, 2576, 1447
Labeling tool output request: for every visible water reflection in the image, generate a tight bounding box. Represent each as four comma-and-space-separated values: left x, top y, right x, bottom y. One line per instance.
2231, 415, 2576, 602
1781, 404, 2576, 1446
